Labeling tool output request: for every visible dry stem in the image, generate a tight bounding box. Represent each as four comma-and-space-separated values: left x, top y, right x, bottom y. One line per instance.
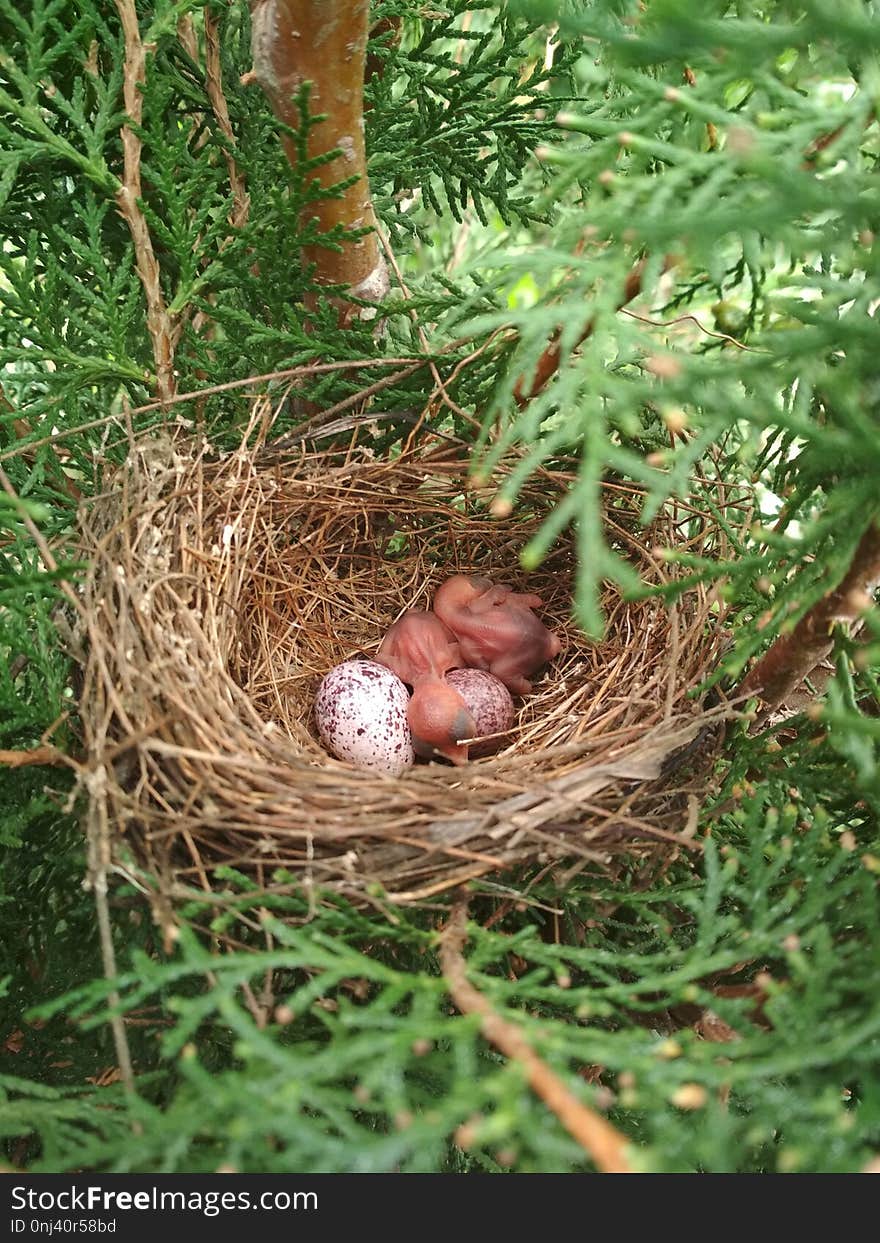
0, 746, 69, 768
204, 8, 250, 230
0, 356, 428, 466
114, 0, 177, 403
440, 902, 634, 1173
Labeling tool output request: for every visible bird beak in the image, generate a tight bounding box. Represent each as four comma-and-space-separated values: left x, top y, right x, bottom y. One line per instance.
436, 738, 470, 766
412, 734, 470, 765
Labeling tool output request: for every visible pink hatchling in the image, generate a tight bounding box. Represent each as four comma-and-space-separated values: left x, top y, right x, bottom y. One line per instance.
375, 610, 476, 766
433, 575, 562, 695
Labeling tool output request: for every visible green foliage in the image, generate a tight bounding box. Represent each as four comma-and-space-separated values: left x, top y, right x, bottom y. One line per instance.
368, 1, 570, 232
470, 0, 880, 640
1, 0, 879, 1175
6, 755, 880, 1172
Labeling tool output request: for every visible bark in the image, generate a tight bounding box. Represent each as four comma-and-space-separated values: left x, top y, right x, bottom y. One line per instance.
738, 523, 880, 709
250, 0, 389, 316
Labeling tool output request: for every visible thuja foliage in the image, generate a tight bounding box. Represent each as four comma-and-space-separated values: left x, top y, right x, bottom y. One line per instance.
1, 0, 880, 1173
6, 770, 880, 1173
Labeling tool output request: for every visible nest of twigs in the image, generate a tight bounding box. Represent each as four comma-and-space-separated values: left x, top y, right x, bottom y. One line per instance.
75, 416, 734, 907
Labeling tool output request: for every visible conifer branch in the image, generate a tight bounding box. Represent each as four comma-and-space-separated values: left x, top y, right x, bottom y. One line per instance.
739, 522, 880, 710
441, 902, 634, 1174
0, 468, 79, 612
0, 387, 81, 500
365, 15, 401, 96
114, 0, 177, 403
177, 9, 250, 348
176, 13, 200, 65
0, 356, 433, 466
513, 255, 672, 405
249, 0, 389, 317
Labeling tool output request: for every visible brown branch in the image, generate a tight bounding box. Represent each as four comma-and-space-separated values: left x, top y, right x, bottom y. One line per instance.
738, 522, 880, 710
177, 11, 250, 355
440, 902, 634, 1173
0, 746, 69, 768
250, 0, 388, 315
802, 110, 874, 169
514, 256, 672, 406
85, 774, 138, 1104
176, 14, 248, 228
0, 355, 433, 466
377, 224, 482, 440
0, 466, 78, 609
0, 385, 81, 500
114, 0, 177, 403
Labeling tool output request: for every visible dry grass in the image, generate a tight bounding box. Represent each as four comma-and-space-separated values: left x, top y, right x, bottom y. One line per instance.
74, 407, 738, 908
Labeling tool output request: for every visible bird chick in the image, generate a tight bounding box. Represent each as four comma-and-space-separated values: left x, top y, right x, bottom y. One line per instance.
433, 574, 562, 695
376, 610, 474, 765
406, 676, 476, 767
375, 609, 463, 684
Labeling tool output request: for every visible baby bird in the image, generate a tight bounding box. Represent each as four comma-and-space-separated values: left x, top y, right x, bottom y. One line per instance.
433, 575, 562, 695
375, 610, 476, 766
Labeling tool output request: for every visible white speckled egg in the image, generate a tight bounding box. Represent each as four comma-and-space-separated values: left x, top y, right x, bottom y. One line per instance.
446, 668, 515, 758
315, 660, 414, 776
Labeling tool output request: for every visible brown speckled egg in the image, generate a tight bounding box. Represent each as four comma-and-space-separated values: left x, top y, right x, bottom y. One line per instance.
315, 660, 414, 776
445, 668, 515, 758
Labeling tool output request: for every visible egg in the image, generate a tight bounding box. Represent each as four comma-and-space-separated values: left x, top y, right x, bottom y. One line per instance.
445, 668, 515, 758
315, 660, 414, 776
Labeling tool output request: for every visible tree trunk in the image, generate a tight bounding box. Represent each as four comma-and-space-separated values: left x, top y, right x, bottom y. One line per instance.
250, 0, 389, 319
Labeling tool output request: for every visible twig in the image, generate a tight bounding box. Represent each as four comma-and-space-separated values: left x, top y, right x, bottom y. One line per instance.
0, 745, 69, 768
85, 775, 139, 1105
376, 225, 481, 443
0, 386, 82, 500
365, 15, 402, 96
0, 356, 429, 465
203, 7, 250, 230
440, 902, 634, 1173
738, 521, 880, 709
175, 13, 249, 356
272, 361, 429, 443
619, 307, 761, 352
0, 467, 78, 609
114, 0, 177, 403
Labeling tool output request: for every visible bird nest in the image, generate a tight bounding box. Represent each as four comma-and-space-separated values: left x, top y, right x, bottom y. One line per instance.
74, 420, 735, 909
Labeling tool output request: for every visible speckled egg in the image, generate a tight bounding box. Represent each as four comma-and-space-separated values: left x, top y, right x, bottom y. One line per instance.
315, 660, 414, 776
446, 668, 515, 758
